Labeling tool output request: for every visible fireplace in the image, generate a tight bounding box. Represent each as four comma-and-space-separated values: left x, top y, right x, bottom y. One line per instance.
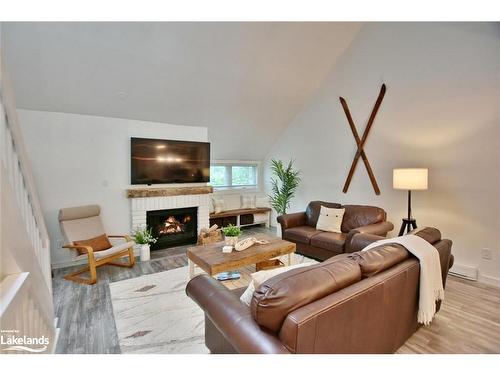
146, 207, 198, 250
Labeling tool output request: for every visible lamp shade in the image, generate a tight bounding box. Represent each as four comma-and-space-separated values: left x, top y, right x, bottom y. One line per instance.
393, 168, 428, 190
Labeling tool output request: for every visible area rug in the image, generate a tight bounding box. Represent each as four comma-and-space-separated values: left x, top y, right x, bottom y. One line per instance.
109, 254, 315, 354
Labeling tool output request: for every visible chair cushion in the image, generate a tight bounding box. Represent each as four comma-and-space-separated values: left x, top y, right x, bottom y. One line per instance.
341, 205, 386, 232
73, 234, 112, 255
283, 226, 321, 244
60, 215, 107, 245
251, 257, 361, 332
58, 204, 101, 221
75, 241, 134, 260
310, 231, 346, 253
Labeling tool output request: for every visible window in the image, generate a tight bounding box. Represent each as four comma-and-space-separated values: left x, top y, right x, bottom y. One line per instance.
210, 163, 258, 188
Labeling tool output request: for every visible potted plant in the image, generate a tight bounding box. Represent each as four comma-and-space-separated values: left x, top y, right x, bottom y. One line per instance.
268, 159, 301, 237
132, 226, 157, 262
222, 224, 241, 246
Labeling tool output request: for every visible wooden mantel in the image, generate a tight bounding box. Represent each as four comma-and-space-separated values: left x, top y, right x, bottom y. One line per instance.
126, 186, 213, 198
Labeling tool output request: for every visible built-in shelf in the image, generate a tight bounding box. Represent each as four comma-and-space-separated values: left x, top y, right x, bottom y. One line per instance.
126, 186, 213, 198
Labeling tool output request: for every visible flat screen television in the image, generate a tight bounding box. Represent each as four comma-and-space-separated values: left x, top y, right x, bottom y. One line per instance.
131, 138, 210, 185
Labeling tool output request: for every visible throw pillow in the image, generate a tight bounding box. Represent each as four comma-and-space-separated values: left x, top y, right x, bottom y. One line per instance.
73, 234, 112, 255
316, 206, 345, 233
239, 262, 313, 306
255, 196, 269, 208
241, 194, 257, 209
212, 197, 226, 214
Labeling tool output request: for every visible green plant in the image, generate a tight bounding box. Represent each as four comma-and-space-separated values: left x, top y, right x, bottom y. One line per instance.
269, 159, 301, 216
222, 224, 241, 237
132, 226, 157, 245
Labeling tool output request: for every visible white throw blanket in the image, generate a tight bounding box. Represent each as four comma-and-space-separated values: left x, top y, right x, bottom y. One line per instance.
362, 234, 444, 325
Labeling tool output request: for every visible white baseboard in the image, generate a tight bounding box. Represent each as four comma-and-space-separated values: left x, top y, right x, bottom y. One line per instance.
478, 273, 500, 287
449, 262, 500, 287
449, 263, 478, 280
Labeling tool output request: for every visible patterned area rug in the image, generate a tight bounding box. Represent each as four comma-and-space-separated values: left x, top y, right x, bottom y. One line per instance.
109, 254, 315, 354
110, 266, 207, 353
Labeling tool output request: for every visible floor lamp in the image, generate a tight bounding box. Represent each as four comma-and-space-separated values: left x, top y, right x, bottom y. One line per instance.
393, 168, 428, 236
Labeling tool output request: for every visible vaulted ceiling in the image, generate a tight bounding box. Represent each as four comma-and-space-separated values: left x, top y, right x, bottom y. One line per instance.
2, 22, 361, 159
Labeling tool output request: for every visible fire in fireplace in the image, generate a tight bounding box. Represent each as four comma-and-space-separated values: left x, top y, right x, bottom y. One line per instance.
159, 215, 192, 235
146, 207, 198, 250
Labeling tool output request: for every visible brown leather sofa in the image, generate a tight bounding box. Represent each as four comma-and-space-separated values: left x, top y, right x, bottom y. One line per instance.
277, 201, 394, 260
186, 227, 453, 354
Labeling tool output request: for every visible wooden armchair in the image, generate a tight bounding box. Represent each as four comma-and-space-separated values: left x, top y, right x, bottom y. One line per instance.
58, 204, 135, 284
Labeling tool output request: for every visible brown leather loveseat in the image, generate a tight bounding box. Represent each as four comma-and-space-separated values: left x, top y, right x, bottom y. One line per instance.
277, 201, 394, 260
186, 227, 453, 354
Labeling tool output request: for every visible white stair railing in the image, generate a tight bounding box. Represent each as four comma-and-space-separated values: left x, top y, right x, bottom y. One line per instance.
1, 110, 52, 289
1, 56, 56, 353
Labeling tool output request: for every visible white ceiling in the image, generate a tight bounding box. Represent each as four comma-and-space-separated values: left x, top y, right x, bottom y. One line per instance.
2, 22, 361, 159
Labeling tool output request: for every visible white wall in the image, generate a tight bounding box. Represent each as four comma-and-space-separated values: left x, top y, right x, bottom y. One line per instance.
265, 23, 500, 284
18, 110, 208, 267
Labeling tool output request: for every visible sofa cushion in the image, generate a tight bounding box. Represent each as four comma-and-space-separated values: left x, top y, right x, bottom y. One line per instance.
239, 262, 314, 306
241, 194, 257, 209
341, 205, 386, 232
305, 201, 341, 227
316, 206, 345, 233
350, 244, 409, 278
251, 257, 361, 332
310, 231, 346, 253
410, 227, 441, 244
212, 197, 226, 214
283, 226, 321, 244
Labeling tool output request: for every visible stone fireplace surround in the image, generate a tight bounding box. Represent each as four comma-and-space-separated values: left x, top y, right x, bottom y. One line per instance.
127, 186, 212, 247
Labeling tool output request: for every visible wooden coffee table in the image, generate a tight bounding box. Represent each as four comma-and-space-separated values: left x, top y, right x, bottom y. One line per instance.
186, 235, 296, 279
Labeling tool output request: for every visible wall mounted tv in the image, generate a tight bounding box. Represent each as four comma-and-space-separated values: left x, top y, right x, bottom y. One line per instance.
131, 138, 210, 185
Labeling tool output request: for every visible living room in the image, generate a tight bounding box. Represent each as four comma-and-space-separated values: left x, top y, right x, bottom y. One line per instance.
1, 1, 499, 373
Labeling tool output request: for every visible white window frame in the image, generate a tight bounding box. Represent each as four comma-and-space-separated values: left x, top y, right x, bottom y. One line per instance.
210, 160, 261, 191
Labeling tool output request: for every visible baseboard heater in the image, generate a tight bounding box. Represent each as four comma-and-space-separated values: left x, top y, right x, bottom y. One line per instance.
449, 263, 478, 281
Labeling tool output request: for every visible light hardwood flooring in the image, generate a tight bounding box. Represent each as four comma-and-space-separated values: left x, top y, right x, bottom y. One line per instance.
52, 226, 500, 354
398, 276, 500, 353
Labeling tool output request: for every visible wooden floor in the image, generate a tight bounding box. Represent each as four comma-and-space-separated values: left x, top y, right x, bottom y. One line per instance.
398, 276, 500, 353
52, 226, 500, 354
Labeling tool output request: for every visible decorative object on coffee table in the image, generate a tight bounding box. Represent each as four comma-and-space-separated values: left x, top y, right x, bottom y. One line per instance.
222, 224, 241, 246
393, 168, 428, 235
269, 159, 301, 237
234, 237, 270, 251
186, 235, 295, 279
215, 271, 241, 281
339, 84, 386, 195
197, 224, 222, 245
132, 226, 157, 262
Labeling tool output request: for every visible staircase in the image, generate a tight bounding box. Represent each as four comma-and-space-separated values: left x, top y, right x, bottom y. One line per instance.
0, 54, 57, 353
